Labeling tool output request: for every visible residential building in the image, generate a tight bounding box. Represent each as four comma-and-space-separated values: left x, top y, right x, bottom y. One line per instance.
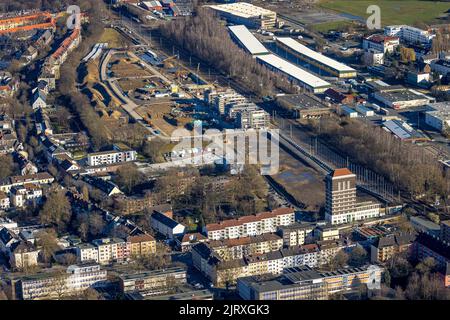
92, 238, 129, 265
151, 211, 186, 239
362, 34, 399, 53
315, 225, 340, 242
370, 233, 416, 263
192, 240, 351, 286
236, 108, 270, 129
0, 172, 54, 193
119, 267, 187, 296
384, 25, 435, 45
325, 168, 382, 225
31, 89, 46, 110
0, 191, 10, 210
127, 234, 156, 257
9, 241, 40, 269
277, 223, 315, 247
237, 265, 383, 300
18, 264, 107, 300
10, 184, 43, 208
175, 232, 208, 252
363, 48, 384, 66
87, 144, 136, 166
204, 207, 295, 240
209, 233, 283, 260
414, 233, 450, 287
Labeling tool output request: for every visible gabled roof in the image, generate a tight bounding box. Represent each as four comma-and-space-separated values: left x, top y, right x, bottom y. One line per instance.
151, 211, 182, 229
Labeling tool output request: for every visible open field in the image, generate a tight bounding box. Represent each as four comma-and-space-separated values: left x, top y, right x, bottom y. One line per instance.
311, 20, 355, 32
272, 148, 325, 211
99, 28, 133, 48
319, 0, 450, 26
109, 56, 152, 78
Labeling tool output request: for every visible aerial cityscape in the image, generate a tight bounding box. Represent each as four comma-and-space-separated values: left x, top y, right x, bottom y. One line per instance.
0, 0, 449, 305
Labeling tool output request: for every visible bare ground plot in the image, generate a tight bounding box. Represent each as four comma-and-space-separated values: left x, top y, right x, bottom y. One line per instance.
136, 102, 194, 136
272, 147, 325, 211
109, 56, 153, 78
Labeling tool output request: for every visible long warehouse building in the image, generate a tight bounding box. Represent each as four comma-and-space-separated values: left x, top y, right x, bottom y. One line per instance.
276, 37, 357, 79
256, 54, 331, 93
228, 25, 269, 56
208, 2, 277, 29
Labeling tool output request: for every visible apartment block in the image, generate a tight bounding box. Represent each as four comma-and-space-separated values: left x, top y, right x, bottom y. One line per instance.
277, 223, 315, 247
87, 144, 136, 167
204, 207, 295, 240
370, 233, 416, 263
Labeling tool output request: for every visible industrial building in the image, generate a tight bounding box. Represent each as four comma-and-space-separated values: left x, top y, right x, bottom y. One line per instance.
383, 119, 429, 142
340, 105, 358, 118
372, 86, 434, 109
276, 94, 332, 119
208, 2, 277, 29
425, 102, 450, 133
237, 265, 383, 300
228, 25, 269, 56
356, 104, 375, 117
275, 37, 357, 78
256, 54, 331, 93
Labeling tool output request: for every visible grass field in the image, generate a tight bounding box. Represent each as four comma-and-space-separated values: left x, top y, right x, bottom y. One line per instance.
319, 0, 449, 26
311, 20, 355, 32
99, 28, 132, 48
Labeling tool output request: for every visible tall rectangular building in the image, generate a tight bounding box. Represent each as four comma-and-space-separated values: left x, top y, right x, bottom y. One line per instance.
325, 168, 357, 217
325, 168, 382, 225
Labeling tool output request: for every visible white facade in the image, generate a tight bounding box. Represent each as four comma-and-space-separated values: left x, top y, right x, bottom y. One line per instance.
326, 202, 383, 225
205, 208, 295, 240
384, 25, 435, 44
425, 102, 450, 132
87, 149, 137, 166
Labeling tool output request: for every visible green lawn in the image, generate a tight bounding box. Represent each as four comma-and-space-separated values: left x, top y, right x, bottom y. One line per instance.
319, 0, 449, 26
311, 20, 355, 32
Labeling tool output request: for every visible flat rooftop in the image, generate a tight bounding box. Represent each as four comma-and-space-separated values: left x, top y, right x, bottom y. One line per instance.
426, 101, 450, 119
276, 94, 329, 110
256, 54, 331, 89
276, 37, 356, 73
228, 25, 269, 56
376, 89, 430, 102
208, 2, 275, 19
383, 119, 428, 140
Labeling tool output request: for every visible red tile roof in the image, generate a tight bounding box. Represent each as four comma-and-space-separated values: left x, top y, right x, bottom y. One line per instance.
206, 207, 294, 232
332, 168, 354, 177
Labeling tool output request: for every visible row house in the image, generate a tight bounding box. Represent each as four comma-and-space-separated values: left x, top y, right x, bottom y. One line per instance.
0, 172, 54, 193
76, 234, 157, 265
192, 239, 351, 287
10, 184, 43, 208
204, 207, 295, 240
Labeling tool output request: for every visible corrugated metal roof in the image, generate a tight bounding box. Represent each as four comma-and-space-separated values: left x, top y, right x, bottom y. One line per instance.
256, 54, 331, 89
228, 25, 269, 56
276, 37, 356, 73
